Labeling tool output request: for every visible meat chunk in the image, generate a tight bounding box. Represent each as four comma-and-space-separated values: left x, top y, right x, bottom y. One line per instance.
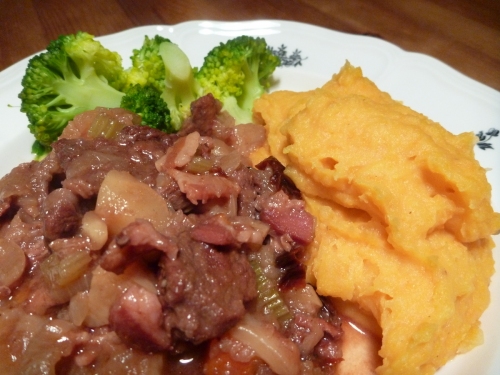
179, 93, 222, 137
42, 188, 81, 241
159, 232, 257, 345
155, 173, 193, 212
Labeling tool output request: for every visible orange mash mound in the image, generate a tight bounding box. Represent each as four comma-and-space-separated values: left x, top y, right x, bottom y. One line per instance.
251, 62, 500, 375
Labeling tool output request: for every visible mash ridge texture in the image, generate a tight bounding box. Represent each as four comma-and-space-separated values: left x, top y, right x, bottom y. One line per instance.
252, 62, 500, 375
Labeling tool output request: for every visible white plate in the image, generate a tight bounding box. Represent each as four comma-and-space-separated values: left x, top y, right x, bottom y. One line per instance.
0, 20, 499, 374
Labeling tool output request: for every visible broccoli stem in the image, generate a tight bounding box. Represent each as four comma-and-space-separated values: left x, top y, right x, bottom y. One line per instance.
158, 41, 197, 129
54, 69, 125, 110
239, 59, 264, 112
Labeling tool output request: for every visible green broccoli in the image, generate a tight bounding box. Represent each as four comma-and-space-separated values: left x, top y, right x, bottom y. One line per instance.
126, 35, 170, 91
158, 41, 199, 131
195, 35, 281, 124
120, 84, 171, 131
124, 35, 199, 131
18, 32, 281, 158
19, 31, 127, 154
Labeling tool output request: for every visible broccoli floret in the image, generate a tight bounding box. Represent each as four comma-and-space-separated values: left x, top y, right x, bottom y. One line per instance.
125, 36, 199, 131
19, 32, 127, 152
126, 35, 171, 90
18, 32, 280, 158
195, 35, 281, 124
120, 84, 171, 132
157, 41, 199, 130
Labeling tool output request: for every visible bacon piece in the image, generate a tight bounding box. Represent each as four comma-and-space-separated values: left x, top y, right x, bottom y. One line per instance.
167, 169, 240, 204
190, 214, 270, 247
190, 215, 236, 246
260, 191, 315, 245
158, 233, 257, 345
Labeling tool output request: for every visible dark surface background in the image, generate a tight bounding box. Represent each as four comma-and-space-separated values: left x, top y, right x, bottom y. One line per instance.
1, 0, 499, 90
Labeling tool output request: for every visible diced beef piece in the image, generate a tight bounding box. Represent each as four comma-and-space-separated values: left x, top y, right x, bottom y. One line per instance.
228, 157, 302, 220
286, 302, 343, 369
178, 93, 222, 137
190, 215, 238, 247
58, 146, 132, 198
158, 232, 257, 345
42, 188, 81, 241
225, 167, 263, 219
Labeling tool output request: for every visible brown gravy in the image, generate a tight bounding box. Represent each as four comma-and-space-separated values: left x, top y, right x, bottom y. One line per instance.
334, 299, 382, 375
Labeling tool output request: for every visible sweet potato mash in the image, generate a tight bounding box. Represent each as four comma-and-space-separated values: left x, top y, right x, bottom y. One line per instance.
251, 62, 500, 375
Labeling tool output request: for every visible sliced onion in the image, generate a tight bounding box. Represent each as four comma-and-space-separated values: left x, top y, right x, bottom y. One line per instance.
219, 151, 242, 173
87, 113, 127, 139
230, 315, 301, 375
211, 138, 233, 156
69, 291, 90, 326
233, 123, 267, 155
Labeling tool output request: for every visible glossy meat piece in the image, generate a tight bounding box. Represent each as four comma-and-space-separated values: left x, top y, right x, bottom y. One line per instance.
159, 231, 257, 345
